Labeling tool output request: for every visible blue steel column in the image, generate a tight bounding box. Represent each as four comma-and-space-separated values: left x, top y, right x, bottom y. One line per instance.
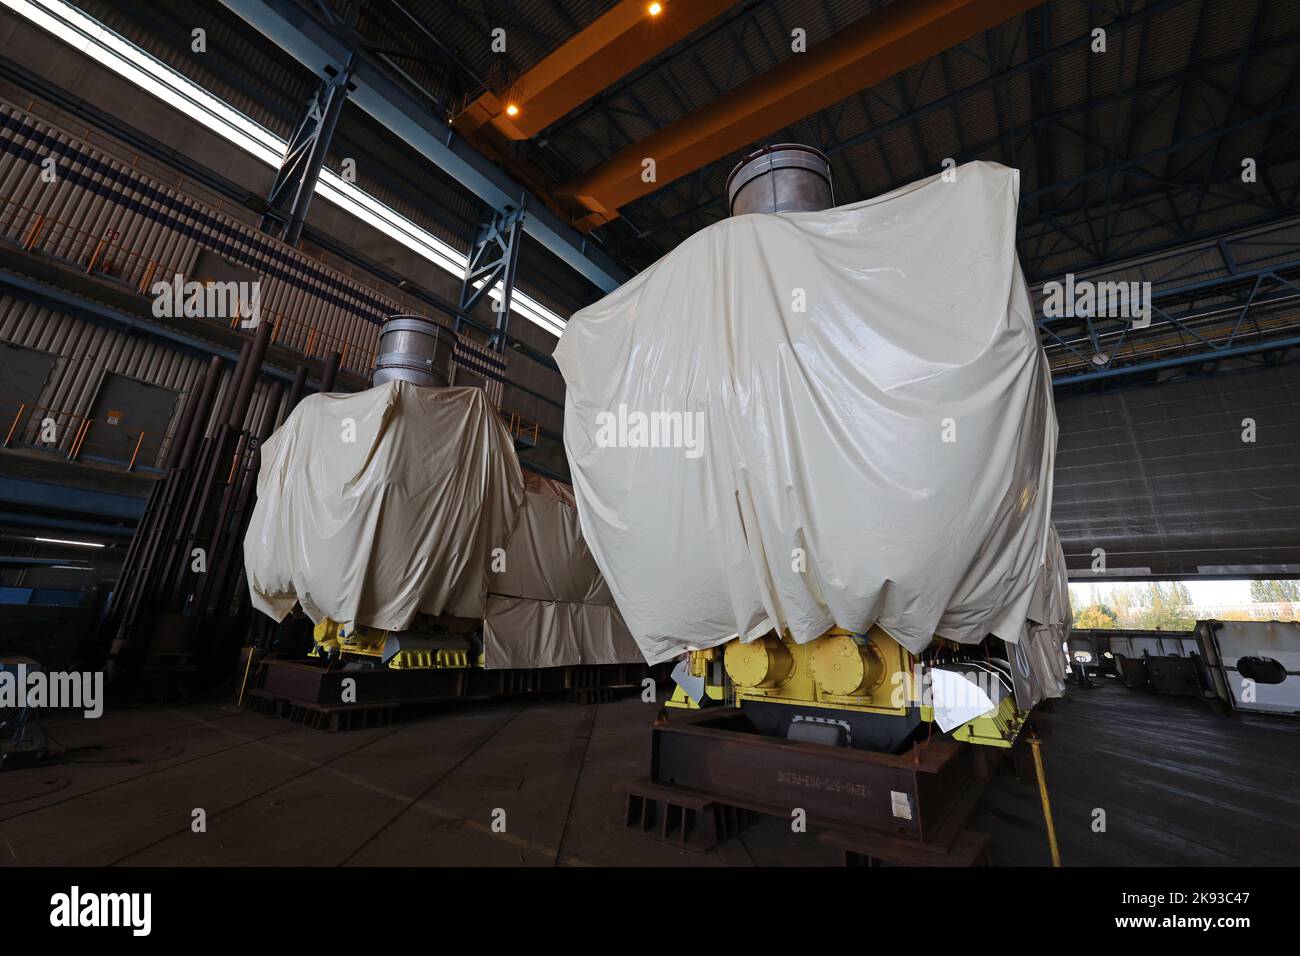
219, 0, 628, 294
457, 201, 527, 353
261, 53, 355, 245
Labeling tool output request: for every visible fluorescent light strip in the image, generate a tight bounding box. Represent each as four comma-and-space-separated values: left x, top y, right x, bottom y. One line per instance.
4, 0, 569, 336
34, 537, 105, 548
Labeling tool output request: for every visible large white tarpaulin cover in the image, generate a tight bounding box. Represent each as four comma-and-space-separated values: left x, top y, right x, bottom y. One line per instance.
1011, 526, 1071, 708
244, 385, 642, 669
244, 382, 524, 629
556, 162, 1062, 665
483, 475, 643, 668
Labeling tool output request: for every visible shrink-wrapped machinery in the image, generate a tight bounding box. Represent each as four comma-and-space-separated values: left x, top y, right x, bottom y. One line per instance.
244, 381, 642, 668
556, 162, 1064, 666
244, 383, 523, 630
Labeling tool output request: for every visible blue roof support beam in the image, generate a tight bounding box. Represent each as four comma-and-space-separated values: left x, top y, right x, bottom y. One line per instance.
0, 269, 303, 387
1043, 259, 1300, 386
263, 54, 356, 246
0, 478, 146, 520
219, 0, 629, 295
1051, 333, 1300, 386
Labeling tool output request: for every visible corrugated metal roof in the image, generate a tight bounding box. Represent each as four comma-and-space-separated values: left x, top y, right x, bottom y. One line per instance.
75, 0, 314, 138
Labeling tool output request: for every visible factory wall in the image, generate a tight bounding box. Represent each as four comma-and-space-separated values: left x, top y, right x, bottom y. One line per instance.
0, 8, 585, 360
0, 90, 570, 473
1054, 362, 1300, 574
0, 295, 281, 471
0, 99, 387, 378
0, 7, 576, 474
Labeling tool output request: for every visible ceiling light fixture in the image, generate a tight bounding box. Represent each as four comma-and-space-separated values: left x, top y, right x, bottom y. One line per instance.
2, 0, 572, 338
33, 537, 105, 548
505, 103, 520, 117
648, 2, 663, 15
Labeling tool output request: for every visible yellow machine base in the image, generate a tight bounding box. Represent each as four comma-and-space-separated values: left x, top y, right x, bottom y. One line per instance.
312, 619, 472, 670
688, 627, 1030, 747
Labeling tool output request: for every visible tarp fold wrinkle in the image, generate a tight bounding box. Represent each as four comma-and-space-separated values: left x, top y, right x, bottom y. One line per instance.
245, 383, 524, 630
483, 474, 643, 668
555, 162, 1069, 668
244, 384, 642, 669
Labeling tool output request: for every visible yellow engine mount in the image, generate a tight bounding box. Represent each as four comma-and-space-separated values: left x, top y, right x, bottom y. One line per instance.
665, 647, 726, 709
721, 627, 910, 717
311, 619, 473, 670
700, 626, 1030, 747
312, 619, 385, 659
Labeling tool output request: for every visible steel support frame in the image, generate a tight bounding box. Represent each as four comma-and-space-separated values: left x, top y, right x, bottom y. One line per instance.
0, 53, 558, 380
1041, 218, 1300, 385
607, 0, 1299, 283
262, 55, 356, 245
456, 0, 737, 142
457, 202, 527, 353
555, 0, 1044, 225
219, 0, 628, 294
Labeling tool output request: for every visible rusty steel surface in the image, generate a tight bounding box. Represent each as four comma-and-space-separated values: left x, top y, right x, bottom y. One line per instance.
646, 707, 980, 844
249, 656, 669, 729
824, 827, 992, 867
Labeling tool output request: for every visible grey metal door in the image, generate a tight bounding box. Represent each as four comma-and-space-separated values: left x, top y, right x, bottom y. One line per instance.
82, 372, 179, 469
0, 344, 56, 439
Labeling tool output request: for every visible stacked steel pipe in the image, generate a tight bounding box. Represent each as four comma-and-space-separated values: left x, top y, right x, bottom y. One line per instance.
102, 323, 343, 686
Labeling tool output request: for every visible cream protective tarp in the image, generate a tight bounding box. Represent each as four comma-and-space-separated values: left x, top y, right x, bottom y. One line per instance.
483, 475, 643, 668
555, 162, 1060, 665
1011, 525, 1071, 708
243, 382, 524, 629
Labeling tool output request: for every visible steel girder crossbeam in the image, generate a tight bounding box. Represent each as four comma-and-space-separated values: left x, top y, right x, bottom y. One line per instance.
458, 203, 527, 353
456, 0, 736, 142
622, 0, 1193, 244
555, 0, 1044, 228
1042, 256, 1300, 387
220, 0, 628, 294
262, 55, 355, 245
616, 0, 1300, 279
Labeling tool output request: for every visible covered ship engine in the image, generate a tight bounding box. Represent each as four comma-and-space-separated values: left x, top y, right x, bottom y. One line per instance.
241, 315, 643, 684
555, 146, 1070, 758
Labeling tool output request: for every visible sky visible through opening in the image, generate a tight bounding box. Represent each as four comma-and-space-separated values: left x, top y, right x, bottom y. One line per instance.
1068, 579, 1296, 614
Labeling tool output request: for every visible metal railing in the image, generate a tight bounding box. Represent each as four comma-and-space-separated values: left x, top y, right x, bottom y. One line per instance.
1, 197, 377, 375
1, 400, 172, 473
2, 199, 554, 459
501, 410, 540, 448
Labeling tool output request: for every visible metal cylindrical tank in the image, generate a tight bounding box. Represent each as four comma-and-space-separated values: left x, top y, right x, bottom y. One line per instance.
726, 144, 834, 216
371, 315, 454, 388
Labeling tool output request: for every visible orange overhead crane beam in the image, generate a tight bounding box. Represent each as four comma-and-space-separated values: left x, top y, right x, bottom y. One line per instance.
556, 0, 1045, 229
456, 0, 737, 141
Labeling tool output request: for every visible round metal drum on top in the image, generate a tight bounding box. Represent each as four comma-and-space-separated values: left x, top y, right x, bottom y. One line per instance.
726, 144, 834, 216
371, 314, 453, 388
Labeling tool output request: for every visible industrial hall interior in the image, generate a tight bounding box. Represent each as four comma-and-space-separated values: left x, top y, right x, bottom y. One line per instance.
1, 0, 1299, 884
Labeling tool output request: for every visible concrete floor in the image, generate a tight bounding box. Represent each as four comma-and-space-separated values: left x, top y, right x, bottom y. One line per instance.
2, 679, 1296, 866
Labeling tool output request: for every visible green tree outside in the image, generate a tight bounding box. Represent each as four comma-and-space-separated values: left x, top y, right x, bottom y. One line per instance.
1073, 604, 1120, 629
1249, 580, 1300, 604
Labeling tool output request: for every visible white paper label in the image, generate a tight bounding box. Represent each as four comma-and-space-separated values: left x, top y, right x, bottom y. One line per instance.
890, 790, 913, 820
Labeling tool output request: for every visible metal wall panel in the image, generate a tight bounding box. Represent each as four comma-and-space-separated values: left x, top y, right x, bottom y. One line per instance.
0, 296, 275, 469
0, 97, 569, 465
1055, 363, 1300, 573
0, 100, 392, 377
